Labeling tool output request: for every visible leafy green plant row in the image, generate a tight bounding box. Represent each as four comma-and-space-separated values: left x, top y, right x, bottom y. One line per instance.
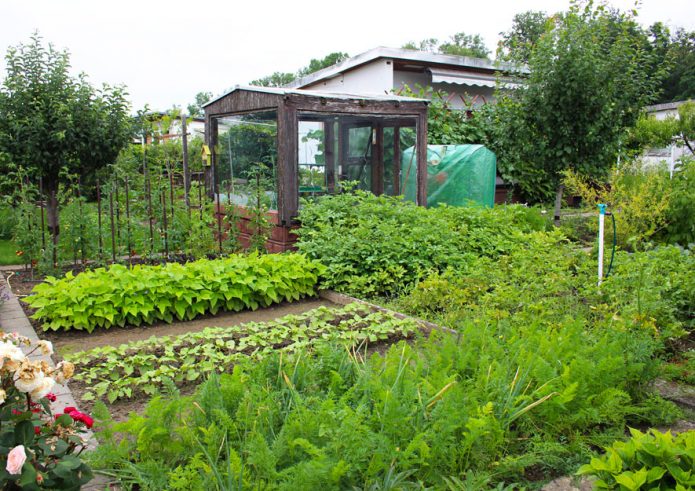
578, 428, 695, 490
25, 253, 326, 332
296, 190, 551, 297
89, 306, 680, 490
67, 303, 420, 402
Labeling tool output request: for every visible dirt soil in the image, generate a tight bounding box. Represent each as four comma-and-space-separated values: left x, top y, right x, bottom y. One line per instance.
7, 274, 336, 422
41, 298, 334, 358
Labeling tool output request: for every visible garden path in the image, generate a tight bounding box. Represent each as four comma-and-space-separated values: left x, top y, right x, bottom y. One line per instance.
0, 272, 114, 490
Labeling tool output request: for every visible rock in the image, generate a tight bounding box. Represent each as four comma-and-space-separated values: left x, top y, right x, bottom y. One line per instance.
542, 476, 593, 491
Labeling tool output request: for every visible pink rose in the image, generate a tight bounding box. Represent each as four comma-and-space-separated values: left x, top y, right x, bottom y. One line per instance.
6, 445, 26, 475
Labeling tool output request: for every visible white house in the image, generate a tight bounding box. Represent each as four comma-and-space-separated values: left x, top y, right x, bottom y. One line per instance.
287, 47, 519, 109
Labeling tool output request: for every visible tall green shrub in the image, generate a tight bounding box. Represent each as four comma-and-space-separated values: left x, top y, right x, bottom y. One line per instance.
296, 191, 549, 297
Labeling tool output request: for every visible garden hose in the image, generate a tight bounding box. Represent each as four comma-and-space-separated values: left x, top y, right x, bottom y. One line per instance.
605, 212, 616, 277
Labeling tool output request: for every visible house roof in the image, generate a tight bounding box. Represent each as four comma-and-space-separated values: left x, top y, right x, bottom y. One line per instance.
644, 100, 692, 113
287, 47, 521, 89
203, 84, 429, 109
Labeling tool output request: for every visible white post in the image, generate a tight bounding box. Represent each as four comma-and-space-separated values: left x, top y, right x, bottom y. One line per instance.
598, 204, 606, 286
670, 144, 675, 179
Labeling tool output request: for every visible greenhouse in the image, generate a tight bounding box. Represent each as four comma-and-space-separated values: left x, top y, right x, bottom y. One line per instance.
203, 86, 429, 250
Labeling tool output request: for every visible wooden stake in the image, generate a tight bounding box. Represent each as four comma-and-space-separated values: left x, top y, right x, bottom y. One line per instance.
182, 114, 191, 216
108, 186, 116, 263
39, 177, 46, 249
96, 179, 103, 259
125, 175, 132, 265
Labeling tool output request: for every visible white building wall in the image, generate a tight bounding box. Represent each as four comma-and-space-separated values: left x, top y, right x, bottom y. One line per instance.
306, 60, 394, 95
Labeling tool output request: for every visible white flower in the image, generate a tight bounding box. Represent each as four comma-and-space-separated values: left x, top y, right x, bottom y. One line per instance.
53, 361, 74, 384
6, 445, 26, 475
0, 341, 26, 372
14, 361, 46, 394
30, 376, 55, 400
0, 389, 5, 404
37, 340, 53, 356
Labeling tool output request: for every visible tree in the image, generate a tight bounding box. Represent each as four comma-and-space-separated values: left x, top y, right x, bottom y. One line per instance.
0, 34, 131, 246
634, 101, 695, 155
400, 85, 488, 144
402, 38, 438, 52
486, 2, 665, 213
187, 91, 213, 118
250, 71, 296, 87
251, 52, 350, 87
403, 33, 490, 59
438, 32, 490, 58
297, 52, 350, 77
498, 11, 551, 62
659, 28, 695, 102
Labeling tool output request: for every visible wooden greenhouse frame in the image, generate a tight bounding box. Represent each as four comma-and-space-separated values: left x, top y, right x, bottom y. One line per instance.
203, 86, 429, 251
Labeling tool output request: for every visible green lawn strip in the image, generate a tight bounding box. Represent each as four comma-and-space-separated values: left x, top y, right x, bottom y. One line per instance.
67, 303, 420, 403
0, 239, 23, 265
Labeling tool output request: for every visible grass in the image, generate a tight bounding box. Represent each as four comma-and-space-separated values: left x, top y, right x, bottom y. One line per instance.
0, 239, 24, 266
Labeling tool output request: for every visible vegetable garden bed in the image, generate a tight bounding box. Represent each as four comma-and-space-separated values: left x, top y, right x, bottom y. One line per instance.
24, 253, 325, 332
43, 298, 333, 357
63, 303, 425, 418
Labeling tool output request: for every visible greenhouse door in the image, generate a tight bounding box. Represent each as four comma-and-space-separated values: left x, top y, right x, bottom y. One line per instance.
382, 124, 415, 196
339, 120, 416, 197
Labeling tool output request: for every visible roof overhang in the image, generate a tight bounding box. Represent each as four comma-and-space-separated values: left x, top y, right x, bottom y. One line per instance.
288, 47, 524, 90
429, 68, 497, 88
428, 68, 522, 89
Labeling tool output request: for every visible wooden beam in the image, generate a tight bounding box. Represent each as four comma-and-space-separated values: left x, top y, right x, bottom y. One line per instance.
277, 100, 298, 224
325, 121, 335, 193
372, 124, 384, 195
393, 126, 401, 196
416, 109, 428, 207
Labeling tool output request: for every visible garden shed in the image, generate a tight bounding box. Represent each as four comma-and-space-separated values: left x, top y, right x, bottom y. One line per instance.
203, 86, 429, 251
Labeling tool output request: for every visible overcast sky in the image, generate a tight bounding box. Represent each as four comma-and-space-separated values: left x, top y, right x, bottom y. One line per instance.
1, 0, 693, 112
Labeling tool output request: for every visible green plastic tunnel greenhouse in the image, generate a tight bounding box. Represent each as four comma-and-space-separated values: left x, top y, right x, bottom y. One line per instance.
402, 144, 497, 208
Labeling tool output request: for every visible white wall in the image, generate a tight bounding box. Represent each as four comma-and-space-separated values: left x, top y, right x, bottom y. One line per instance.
306, 59, 394, 95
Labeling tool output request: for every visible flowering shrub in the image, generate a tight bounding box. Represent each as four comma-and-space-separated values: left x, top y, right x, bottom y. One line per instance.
0, 333, 93, 489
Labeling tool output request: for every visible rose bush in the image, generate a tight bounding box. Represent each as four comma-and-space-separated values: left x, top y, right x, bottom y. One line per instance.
0, 333, 92, 490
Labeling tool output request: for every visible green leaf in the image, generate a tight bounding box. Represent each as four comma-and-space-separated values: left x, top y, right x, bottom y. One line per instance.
14, 420, 35, 446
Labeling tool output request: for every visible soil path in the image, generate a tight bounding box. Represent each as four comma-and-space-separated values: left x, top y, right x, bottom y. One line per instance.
44, 298, 334, 358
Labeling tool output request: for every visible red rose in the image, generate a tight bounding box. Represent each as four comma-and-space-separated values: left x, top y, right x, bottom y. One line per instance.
63, 407, 77, 414
65, 409, 94, 429
34, 426, 41, 435
45, 393, 57, 402
79, 413, 94, 429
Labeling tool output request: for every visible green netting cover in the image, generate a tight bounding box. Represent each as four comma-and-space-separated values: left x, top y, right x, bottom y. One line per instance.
402, 144, 497, 208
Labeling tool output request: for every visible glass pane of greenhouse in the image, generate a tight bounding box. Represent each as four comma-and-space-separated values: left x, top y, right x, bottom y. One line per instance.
297, 112, 417, 201
215, 110, 278, 210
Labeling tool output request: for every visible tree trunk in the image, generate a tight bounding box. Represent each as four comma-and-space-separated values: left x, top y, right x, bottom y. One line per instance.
45, 181, 60, 242
553, 184, 564, 226
44, 179, 60, 265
